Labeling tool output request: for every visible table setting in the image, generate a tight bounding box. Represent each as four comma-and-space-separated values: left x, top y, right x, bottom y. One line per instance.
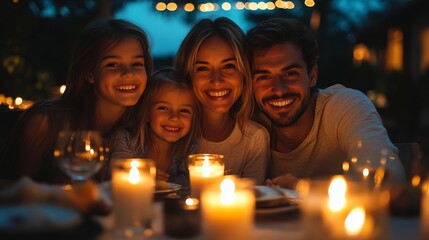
0, 150, 427, 239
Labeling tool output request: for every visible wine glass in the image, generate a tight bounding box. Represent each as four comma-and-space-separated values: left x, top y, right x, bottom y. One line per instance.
54, 130, 106, 182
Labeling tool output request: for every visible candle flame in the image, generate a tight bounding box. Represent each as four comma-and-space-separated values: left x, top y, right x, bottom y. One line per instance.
342, 161, 350, 172
374, 167, 385, 188
85, 139, 91, 151
130, 160, 140, 168
129, 162, 140, 184
345, 207, 365, 235
362, 168, 369, 178
411, 175, 421, 187
202, 156, 210, 177
185, 198, 199, 206
220, 178, 236, 204
328, 176, 347, 211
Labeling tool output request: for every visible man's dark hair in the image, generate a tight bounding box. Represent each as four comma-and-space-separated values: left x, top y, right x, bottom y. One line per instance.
247, 18, 319, 73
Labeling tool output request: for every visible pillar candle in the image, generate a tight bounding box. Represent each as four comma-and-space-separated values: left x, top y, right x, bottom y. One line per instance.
201, 176, 255, 240
112, 158, 155, 233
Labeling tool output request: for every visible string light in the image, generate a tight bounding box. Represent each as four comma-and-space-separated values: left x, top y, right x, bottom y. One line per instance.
154, 1, 316, 12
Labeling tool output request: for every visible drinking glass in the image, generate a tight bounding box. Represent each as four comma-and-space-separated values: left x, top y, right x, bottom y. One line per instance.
54, 130, 106, 182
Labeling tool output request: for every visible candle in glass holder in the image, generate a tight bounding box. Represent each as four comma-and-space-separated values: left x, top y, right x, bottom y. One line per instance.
201, 176, 255, 240
322, 176, 389, 239
163, 193, 201, 238
188, 154, 224, 198
297, 175, 389, 240
112, 158, 155, 235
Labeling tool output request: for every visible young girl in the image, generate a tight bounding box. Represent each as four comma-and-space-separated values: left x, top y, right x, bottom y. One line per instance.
111, 67, 200, 187
175, 17, 270, 185
0, 19, 152, 184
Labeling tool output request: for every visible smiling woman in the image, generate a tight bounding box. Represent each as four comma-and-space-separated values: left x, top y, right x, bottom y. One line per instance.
0, 18, 153, 184
175, 17, 270, 185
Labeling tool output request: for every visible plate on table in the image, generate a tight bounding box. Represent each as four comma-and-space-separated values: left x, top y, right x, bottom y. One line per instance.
99, 181, 181, 194
0, 204, 81, 233
254, 186, 299, 215
155, 182, 181, 194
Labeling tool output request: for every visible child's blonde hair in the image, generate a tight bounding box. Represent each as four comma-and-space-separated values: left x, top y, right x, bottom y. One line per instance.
131, 67, 201, 168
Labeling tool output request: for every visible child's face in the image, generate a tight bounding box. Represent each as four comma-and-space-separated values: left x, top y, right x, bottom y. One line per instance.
89, 37, 147, 110
191, 35, 243, 115
149, 83, 194, 143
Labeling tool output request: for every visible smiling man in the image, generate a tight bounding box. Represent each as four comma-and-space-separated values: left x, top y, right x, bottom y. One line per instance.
247, 18, 405, 188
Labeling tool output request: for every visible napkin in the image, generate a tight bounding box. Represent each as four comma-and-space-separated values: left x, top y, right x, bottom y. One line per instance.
0, 177, 112, 216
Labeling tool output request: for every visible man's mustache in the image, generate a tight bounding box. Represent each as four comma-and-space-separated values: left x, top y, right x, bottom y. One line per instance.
261, 93, 299, 103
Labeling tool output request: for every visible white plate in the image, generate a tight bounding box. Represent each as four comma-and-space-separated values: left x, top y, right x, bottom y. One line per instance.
155, 183, 181, 194
100, 181, 181, 194
254, 186, 299, 215
0, 204, 81, 233
254, 186, 299, 202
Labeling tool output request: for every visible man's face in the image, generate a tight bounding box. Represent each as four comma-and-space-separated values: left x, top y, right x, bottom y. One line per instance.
252, 42, 317, 127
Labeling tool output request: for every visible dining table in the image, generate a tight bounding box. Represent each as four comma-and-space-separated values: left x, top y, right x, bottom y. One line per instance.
0, 183, 425, 240
95, 199, 422, 240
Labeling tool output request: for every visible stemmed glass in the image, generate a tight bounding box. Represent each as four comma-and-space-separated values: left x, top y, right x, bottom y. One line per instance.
54, 130, 106, 182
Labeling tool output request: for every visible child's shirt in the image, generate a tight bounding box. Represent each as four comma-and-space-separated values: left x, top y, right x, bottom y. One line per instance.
110, 128, 192, 187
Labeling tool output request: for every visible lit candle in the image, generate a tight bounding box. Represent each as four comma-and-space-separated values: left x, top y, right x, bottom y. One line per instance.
188, 154, 224, 198
321, 176, 388, 239
201, 176, 255, 240
163, 194, 201, 238
112, 158, 155, 234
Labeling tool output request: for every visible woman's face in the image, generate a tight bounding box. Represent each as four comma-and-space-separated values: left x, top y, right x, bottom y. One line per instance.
149, 83, 194, 143
191, 35, 243, 115
89, 37, 147, 110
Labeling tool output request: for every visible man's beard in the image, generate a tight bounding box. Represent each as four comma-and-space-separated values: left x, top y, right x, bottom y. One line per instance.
261, 92, 311, 128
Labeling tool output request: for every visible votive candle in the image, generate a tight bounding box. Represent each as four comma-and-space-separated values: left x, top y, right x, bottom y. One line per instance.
188, 154, 224, 198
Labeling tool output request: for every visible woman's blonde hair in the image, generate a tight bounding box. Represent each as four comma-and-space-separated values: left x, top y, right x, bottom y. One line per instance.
175, 17, 253, 132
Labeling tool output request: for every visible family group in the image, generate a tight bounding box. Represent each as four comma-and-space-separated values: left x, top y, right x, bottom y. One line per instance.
0, 16, 405, 189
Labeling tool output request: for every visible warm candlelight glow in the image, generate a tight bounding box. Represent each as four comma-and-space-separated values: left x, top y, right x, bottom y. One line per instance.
302, 177, 388, 239
202, 156, 210, 177
85, 141, 90, 151
129, 165, 140, 184
411, 175, 421, 187
328, 176, 347, 211
362, 168, 369, 178
201, 176, 255, 239
374, 167, 385, 188
220, 178, 236, 204
188, 154, 224, 198
14, 97, 22, 105
59, 85, 66, 94
112, 158, 155, 233
185, 198, 198, 206
422, 179, 429, 236
342, 161, 350, 172
345, 207, 365, 235
75, 150, 98, 159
